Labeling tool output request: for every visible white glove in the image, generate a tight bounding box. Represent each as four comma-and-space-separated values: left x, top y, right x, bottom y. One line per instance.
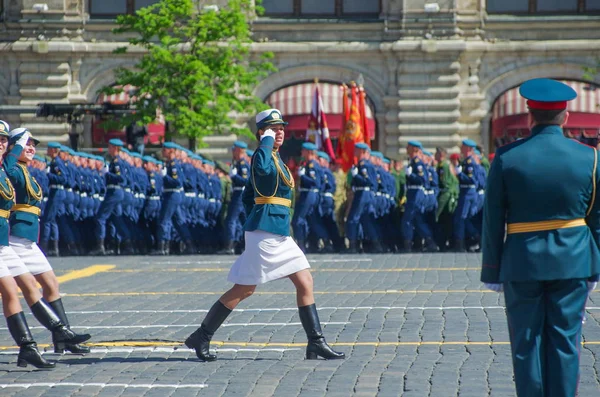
588, 281, 598, 293
101, 164, 108, 175
229, 167, 238, 177
261, 129, 276, 141
161, 168, 167, 177
351, 167, 358, 177
484, 283, 503, 293
456, 165, 462, 174
16, 130, 31, 147
406, 166, 412, 176
298, 167, 306, 177
45, 166, 50, 174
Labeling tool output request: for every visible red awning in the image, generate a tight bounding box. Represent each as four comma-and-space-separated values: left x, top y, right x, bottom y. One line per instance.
266, 82, 376, 140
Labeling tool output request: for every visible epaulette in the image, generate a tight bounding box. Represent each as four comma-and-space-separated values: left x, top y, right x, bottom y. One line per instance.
309, 162, 314, 168
414, 158, 420, 163
467, 159, 472, 164
113, 159, 119, 163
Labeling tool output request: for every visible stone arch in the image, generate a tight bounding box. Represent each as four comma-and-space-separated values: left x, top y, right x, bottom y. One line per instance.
479, 62, 600, 152
254, 64, 387, 149
254, 64, 387, 113
80, 60, 138, 103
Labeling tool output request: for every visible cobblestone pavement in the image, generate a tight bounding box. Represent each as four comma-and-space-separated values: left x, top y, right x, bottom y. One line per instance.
0, 253, 598, 397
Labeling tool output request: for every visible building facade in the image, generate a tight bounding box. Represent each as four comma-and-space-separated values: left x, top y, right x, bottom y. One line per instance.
1, 0, 599, 160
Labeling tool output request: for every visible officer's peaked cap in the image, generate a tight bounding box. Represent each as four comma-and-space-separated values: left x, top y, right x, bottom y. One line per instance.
142, 155, 155, 163
204, 159, 215, 167
383, 158, 391, 164
108, 138, 124, 147
163, 142, 178, 149
371, 151, 384, 159
256, 108, 288, 130
130, 152, 142, 159
48, 142, 62, 149
355, 142, 370, 151
423, 150, 433, 157
317, 151, 330, 162
233, 140, 248, 149
407, 140, 422, 149
519, 78, 577, 110
9, 127, 40, 145
462, 139, 477, 148
246, 149, 255, 157
0, 120, 10, 137
302, 142, 317, 151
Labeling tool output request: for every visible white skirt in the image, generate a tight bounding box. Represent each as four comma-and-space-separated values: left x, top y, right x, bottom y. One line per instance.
228, 230, 310, 285
0, 244, 32, 278
9, 236, 53, 276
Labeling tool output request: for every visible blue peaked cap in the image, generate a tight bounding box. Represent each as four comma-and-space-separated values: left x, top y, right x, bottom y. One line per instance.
519, 78, 577, 105
407, 140, 422, 149
462, 139, 477, 148
163, 142, 178, 149
302, 142, 317, 151
233, 141, 248, 149
246, 149, 254, 157
355, 142, 370, 151
108, 138, 124, 147
48, 142, 62, 149
371, 151, 384, 159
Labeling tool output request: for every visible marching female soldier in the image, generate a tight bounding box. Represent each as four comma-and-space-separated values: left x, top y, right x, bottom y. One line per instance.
4, 127, 91, 355
185, 109, 345, 362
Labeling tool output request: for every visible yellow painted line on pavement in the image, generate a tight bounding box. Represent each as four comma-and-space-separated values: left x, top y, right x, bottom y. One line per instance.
63, 289, 507, 297
57, 267, 480, 274
55, 265, 116, 284
1, 340, 599, 350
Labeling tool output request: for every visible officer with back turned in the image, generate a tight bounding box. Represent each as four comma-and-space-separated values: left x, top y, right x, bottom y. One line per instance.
481, 78, 599, 397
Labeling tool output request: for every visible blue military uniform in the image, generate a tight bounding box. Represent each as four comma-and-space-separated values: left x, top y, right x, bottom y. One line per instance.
219, 141, 250, 254
40, 142, 67, 256
345, 143, 380, 253
400, 141, 437, 252
481, 78, 600, 397
292, 142, 323, 252
453, 139, 481, 252
316, 151, 342, 252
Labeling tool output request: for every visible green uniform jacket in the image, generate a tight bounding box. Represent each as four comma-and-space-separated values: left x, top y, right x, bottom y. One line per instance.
435, 160, 458, 220
242, 136, 293, 237
481, 124, 600, 283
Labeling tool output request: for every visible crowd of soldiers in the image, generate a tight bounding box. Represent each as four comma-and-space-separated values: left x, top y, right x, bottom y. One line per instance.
30, 136, 491, 256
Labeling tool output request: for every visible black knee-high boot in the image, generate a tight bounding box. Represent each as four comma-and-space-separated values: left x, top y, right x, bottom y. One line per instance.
48, 298, 91, 354
185, 300, 232, 362
299, 304, 345, 360
30, 298, 91, 352
7, 312, 55, 369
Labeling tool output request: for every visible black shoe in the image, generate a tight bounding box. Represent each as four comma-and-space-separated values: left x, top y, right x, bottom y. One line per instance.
89, 239, 105, 256
7, 312, 55, 369
401, 240, 412, 253
30, 299, 91, 350
298, 304, 345, 360
120, 240, 135, 255
216, 241, 235, 255
454, 239, 466, 252
48, 240, 60, 257
424, 238, 439, 253
345, 240, 359, 254
49, 298, 91, 354
185, 301, 232, 362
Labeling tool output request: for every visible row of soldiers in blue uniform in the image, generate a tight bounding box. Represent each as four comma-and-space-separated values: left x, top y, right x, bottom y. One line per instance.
33, 139, 226, 256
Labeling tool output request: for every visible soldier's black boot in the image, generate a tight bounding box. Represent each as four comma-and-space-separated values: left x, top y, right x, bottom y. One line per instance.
89, 239, 105, 256
299, 304, 345, 360
296, 239, 306, 253
424, 238, 439, 253
30, 299, 91, 352
48, 240, 60, 257
454, 239, 466, 252
217, 241, 235, 255
183, 240, 196, 255
345, 240, 359, 254
185, 300, 232, 362
370, 240, 385, 254
49, 298, 90, 354
120, 240, 135, 255
7, 312, 55, 369
401, 240, 412, 253
39, 240, 49, 255
150, 241, 165, 255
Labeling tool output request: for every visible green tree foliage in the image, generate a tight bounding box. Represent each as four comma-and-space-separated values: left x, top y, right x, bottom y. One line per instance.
101, 0, 275, 145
